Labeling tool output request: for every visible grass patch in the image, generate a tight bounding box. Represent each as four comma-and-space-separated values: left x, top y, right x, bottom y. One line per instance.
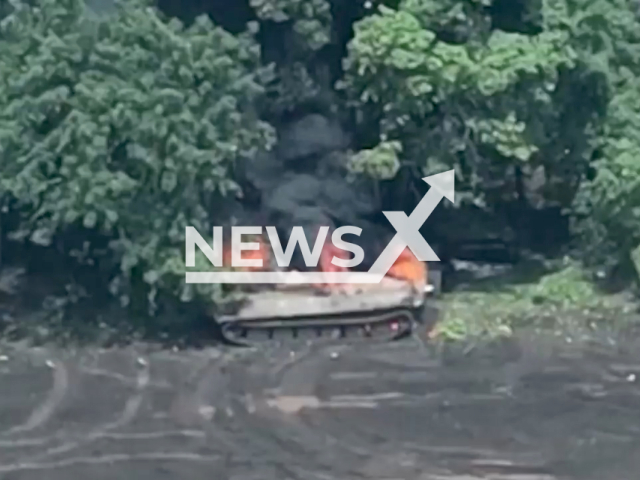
433, 261, 638, 342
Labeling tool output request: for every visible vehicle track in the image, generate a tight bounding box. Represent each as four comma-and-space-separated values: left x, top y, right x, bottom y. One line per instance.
1, 335, 640, 479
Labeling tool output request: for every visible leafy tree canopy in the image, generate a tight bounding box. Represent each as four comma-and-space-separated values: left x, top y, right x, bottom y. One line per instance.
0, 0, 275, 312
2, 0, 640, 322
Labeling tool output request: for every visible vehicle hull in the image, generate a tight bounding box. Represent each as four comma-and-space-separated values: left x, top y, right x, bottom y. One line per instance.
216, 276, 439, 347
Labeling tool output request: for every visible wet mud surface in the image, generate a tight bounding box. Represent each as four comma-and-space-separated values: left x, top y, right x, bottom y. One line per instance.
1, 333, 640, 480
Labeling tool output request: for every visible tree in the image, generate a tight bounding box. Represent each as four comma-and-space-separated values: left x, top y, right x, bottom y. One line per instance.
250, 0, 332, 52
340, 0, 585, 207
567, 0, 640, 280
0, 0, 275, 313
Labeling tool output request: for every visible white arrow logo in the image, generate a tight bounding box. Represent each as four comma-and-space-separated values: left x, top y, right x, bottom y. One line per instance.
185, 170, 455, 284
368, 169, 455, 276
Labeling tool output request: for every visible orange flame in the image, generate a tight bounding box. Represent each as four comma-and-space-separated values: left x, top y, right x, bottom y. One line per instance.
220, 231, 427, 292
222, 236, 271, 272
386, 247, 427, 291
315, 239, 351, 289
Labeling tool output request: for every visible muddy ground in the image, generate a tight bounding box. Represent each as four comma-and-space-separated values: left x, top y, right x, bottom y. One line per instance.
1, 331, 640, 480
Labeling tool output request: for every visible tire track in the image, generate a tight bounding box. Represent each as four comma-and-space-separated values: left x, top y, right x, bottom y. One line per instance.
0, 452, 221, 473
218, 345, 371, 477
24, 354, 150, 461
0, 429, 205, 448
2, 358, 69, 436
3, 337, 640, 479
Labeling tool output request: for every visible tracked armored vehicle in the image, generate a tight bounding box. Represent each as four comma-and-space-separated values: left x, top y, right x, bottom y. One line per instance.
217, 274, 439, 347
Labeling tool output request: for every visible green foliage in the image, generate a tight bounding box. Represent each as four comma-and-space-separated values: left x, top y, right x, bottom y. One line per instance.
568, 0, 640, 272
471, 113, 538, 162
2, 0, 640, 334
340, 0, 640, 282
0, 0, 275, 313
437, 262, 632, 341
263, 61, 324, 116
574, 134, 640, 268
248, 0, 334, 118
250, 0, 332, 51
340, 0, 579, 204
525, 263, 602, 307
348, 140, 401, 180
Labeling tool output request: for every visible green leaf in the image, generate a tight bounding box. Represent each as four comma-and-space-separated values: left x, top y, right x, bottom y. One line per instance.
160, 170, 177, 192
83, 211, 97, 228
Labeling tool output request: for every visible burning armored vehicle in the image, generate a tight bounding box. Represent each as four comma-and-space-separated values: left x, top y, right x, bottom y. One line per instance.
215, 233, 440, 347
217, 114, 448, 346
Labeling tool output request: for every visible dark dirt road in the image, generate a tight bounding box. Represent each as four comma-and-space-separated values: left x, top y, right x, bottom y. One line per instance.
2, 333, 640, 480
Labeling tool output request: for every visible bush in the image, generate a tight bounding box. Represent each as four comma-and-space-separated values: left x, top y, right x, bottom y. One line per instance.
0, 0, 275, 314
